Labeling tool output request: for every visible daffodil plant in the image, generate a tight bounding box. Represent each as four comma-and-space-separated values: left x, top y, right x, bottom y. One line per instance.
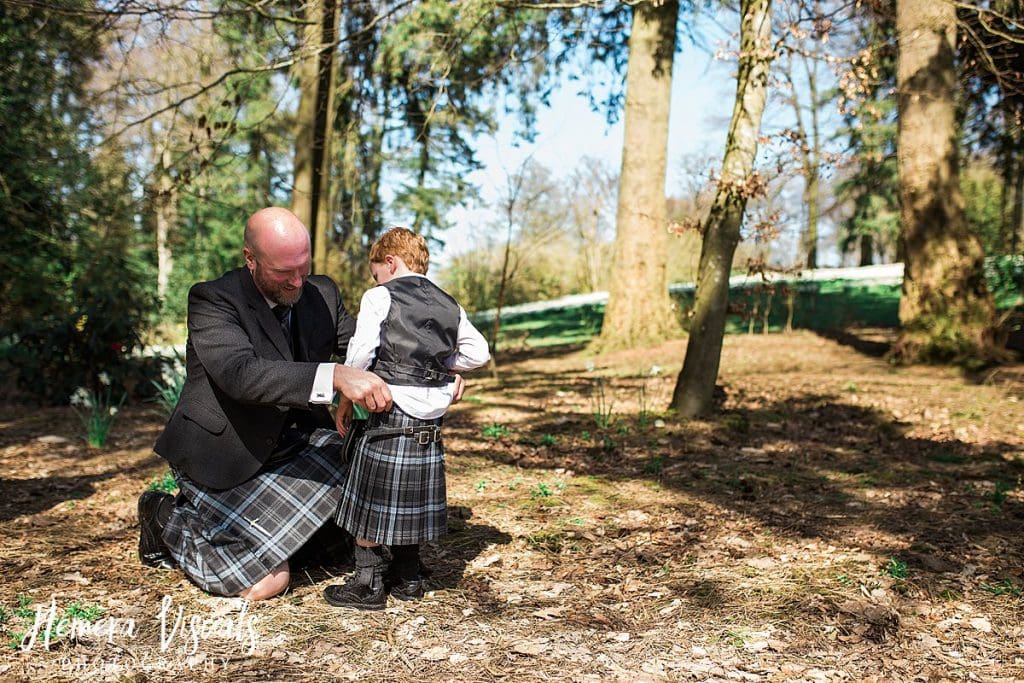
69, 372, 125, 448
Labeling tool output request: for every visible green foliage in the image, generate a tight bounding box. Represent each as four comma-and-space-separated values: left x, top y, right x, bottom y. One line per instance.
962, 160, 1004, 257
0, 4, 158, 404
69, 377, 126, 448
151, 354, 186, 418
530, 483, 553, 499
881, 557, 908, 579
644, 456, 664, 476
13, 595, 32, 620
63, 601, 105, 622
833, 9, 899, 266
540, 433, 557, 447
985, 255, 1024, 309
637, 381, 651, 428
147, 471, 178, 494
482, 423, 512, 439
590, 377, 615, 429
979, 579, 1021, 597
991, 480, 1013, 507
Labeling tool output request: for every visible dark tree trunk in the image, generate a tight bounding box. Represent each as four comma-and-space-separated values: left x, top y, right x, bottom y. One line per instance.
892, 0, 998, 362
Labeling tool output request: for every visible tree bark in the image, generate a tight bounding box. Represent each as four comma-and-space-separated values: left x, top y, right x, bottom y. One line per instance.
1010, 138, 1024, 254
893, 0, 998, 362
291, 0, 338, 274
670, 0, 774, 417
595, 0, 681, 351
783, 49, 821, 269
859, 233, 874, 266
154, 146, 176, 302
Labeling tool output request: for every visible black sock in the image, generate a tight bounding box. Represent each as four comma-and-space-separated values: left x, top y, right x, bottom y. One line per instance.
389, 544, 420, 581
353, 545, 385, 590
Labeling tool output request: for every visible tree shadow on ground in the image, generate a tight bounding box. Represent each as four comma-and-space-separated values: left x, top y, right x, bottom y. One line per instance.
812, 327, 895, 358
291, 509, 512, 605
450, 392, 1024, 597
0, 458, 159, 523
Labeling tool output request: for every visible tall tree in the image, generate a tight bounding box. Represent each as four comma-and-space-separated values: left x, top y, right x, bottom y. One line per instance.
671, 0, 775, 417
292, 0, 340, 275
777, 1, 830, 270
892, 0, 998, 362
833, 5, 900, 267
596, 0, 682, 351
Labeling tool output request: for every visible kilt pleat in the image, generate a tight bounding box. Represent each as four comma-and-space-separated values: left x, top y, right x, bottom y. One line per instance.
162, 429, 345, 596
334, 406, 446, 545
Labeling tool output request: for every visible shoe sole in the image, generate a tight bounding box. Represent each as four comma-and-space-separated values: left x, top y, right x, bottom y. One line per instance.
323, 587, 386, 610
389, 590, 424, 602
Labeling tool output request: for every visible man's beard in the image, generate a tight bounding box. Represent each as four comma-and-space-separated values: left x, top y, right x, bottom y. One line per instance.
252, 264, 302, 306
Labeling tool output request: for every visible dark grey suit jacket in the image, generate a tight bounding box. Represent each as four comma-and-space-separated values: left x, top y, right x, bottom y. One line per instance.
154, 267, 355, 489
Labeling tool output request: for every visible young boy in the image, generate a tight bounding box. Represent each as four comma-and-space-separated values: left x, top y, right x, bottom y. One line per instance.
324, 227, 489, 610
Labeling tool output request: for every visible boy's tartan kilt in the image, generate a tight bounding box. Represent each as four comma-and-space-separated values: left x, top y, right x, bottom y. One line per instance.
334, 406, 447, 546
162, 429, 346, 596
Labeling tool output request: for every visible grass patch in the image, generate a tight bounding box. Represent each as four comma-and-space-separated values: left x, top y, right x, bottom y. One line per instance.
881, 557, 909, 580
146, 470, 177, 494
979, 579, 1022, 597
482, 423, 512, 439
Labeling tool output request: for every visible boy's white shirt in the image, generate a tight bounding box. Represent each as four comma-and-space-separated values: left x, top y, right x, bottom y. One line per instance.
344, 273, 490, 419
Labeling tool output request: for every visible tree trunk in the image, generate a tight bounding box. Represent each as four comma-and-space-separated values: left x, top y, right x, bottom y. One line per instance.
859, 233, 874, 266
1010, 139, 1024, 254
785, 50, 821, 270
803, 55, 820, 270
595, 0, 681, 351
313, 0, 339, 275
155, 146, 176, 302
291, 0, 338, 275
670, 0, 774, 417
893, 0, 998, 362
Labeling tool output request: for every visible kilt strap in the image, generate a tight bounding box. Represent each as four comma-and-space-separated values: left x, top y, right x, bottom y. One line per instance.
364, 424, 441, 445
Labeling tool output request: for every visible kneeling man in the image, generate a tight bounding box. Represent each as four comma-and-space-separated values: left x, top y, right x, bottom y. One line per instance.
139, 207, 392, 600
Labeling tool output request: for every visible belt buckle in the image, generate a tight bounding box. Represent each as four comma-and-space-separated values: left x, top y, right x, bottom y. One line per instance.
416, 429, 432, 445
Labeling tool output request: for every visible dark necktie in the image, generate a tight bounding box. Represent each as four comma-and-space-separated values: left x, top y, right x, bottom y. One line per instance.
272, 304, 293, 353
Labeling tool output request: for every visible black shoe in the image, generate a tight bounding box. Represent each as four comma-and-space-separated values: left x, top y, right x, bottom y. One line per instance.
138, 491, 176, 570
323, 577, 386, 610
389, 576, 425, 601
384, 560, 433, 587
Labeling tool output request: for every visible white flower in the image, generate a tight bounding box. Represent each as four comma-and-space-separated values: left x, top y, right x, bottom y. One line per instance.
70, 387, 90, 407
649, 365, 662, 376
584, 361, 596, 372
98, 372, 111, 386
108, 407, 118, 416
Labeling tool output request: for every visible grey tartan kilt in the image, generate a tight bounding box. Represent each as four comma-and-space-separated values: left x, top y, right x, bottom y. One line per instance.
162, 429, 346, 597
334, 406, 446, 546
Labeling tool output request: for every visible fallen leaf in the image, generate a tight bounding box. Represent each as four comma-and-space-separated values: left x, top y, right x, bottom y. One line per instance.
531, 606, 566, 620
61, 571, 90, 585
969, 617, 992, 633
511, 640, 550, 656
420, 646, 450, 661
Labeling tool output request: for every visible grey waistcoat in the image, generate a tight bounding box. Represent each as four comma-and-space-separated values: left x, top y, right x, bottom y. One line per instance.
372, 277, 460, 387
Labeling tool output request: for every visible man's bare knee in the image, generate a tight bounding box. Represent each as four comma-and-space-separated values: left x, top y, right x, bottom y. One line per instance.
238, 561, 290, 601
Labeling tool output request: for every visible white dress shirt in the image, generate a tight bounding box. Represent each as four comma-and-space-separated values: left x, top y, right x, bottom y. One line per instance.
344, 273, 490, 419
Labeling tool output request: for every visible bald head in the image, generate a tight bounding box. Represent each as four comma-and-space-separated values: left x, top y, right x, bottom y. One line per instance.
245, 207, 310, 256
244, 207, 312, 305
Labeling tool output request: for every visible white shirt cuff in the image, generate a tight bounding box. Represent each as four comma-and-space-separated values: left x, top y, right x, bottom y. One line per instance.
309, 362, 336, 404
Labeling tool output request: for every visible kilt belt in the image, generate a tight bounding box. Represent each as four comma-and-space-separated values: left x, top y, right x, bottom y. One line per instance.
363, 424, 441, 445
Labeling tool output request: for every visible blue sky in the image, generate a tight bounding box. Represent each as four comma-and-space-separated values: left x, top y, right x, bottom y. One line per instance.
438, 24, 737, 268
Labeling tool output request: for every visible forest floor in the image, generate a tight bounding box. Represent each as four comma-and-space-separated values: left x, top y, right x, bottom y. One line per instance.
1, 329, 1023, 682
